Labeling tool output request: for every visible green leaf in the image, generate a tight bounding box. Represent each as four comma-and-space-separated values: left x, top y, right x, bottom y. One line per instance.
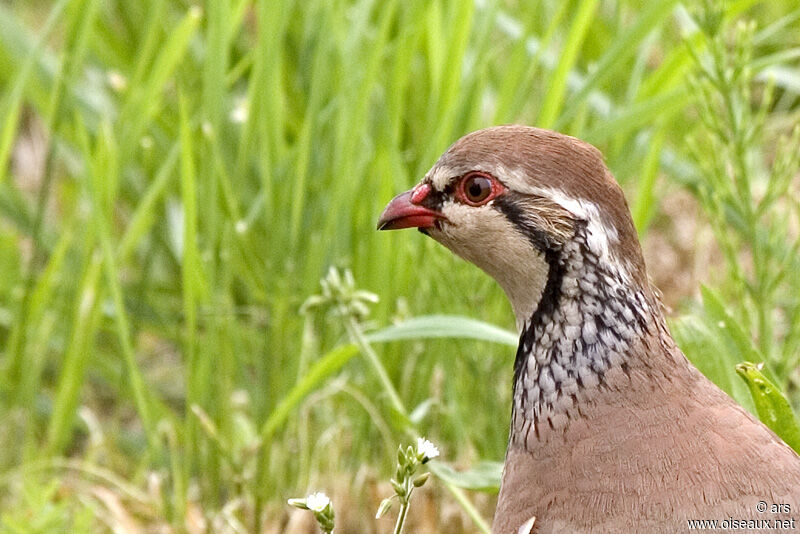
428, 461, 502, 493
555, 0, 682, 129
673, 285, 790, 417
672, 316, 745, 407
84, 119, 160, 451
409, 398, 436, 425
584, 87, 691, 145
118, 5, 202, 152
700, 286, 780, 383
537, 0, 599, 128
0, 0, 69, 185
45, 248, 102, 455
117, 142, 180, 261
735, 362, 800, 454
631, 124, 665, 236
260, 343, 359, 441
366, 315, 517, 346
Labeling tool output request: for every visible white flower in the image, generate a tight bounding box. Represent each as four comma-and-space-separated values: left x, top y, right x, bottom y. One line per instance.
305, 492, 331, 513
416, 437, 439, 460
107, 70, 127, 92
230, 98, 249, 124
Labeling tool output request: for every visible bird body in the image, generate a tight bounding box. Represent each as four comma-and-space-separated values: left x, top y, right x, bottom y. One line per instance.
378, 126, 800, 533
498, 329, 799, 533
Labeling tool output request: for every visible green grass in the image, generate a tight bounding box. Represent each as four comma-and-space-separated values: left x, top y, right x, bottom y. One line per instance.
0, 0, 798, 531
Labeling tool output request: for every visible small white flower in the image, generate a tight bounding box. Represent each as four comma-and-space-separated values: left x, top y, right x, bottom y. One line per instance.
235, 220, 248, 234
107, 70, 127, 92
416, 437, 439, 460
305, 492, 331, 513
230, 98, 249, 124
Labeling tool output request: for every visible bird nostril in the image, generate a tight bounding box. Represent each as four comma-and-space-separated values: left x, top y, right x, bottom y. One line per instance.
410, 183, 431, 205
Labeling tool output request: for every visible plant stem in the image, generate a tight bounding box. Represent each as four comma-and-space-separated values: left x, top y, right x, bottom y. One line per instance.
444, 482, 492, 533
342, 311, 491, 534
393, 500, 410, 534
344, 313, 407, 418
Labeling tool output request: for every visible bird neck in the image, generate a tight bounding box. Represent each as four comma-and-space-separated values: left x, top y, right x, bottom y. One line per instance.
510, 222, 658, 443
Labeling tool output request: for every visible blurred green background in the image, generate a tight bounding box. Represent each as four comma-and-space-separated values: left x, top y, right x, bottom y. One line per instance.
0, 0, 799, 532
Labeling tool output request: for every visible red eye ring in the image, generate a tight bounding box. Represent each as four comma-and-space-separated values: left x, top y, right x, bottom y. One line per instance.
456, 172, 504, 206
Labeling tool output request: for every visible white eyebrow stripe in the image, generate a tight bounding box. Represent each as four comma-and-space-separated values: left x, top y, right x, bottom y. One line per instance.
428, 164, 462, 190
429, 167, 447, 190
528, 187, 618, 241
532, 186, 631, 283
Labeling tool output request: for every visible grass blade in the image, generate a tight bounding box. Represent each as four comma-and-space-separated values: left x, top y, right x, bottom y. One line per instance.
45, 252, 103, 455
366, 315, 518, 347
0, 0, 69, 185
428, 460, 502, 493
84, 119, 158, 451
260, 344, 359, 441
555, 0, 681, 129
537, 0, 599, 128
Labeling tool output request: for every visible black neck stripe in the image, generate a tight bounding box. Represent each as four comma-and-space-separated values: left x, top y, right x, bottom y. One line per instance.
513, 248, 563, 386
493, 195, 565, 387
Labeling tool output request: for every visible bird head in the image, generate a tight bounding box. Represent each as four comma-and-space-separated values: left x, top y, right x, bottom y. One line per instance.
378, 125, 649, 329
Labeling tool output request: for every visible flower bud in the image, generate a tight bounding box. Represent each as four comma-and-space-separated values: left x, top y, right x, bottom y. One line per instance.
413, 472, 430, 487
376, 497, 394, 518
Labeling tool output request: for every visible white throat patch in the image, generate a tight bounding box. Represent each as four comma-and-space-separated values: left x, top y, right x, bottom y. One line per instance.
429, 200, 550, 331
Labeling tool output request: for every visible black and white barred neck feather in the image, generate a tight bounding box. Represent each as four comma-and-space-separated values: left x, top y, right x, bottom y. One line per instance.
507, 218, 655, 446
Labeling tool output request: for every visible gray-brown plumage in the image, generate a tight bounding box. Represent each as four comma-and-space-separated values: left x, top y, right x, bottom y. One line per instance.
378, 125, 800, 533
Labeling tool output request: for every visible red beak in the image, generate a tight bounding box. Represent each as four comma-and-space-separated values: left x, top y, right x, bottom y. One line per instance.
377, 189, 445, 230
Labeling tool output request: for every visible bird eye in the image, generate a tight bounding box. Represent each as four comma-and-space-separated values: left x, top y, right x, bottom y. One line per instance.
461, 173, 494, 205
